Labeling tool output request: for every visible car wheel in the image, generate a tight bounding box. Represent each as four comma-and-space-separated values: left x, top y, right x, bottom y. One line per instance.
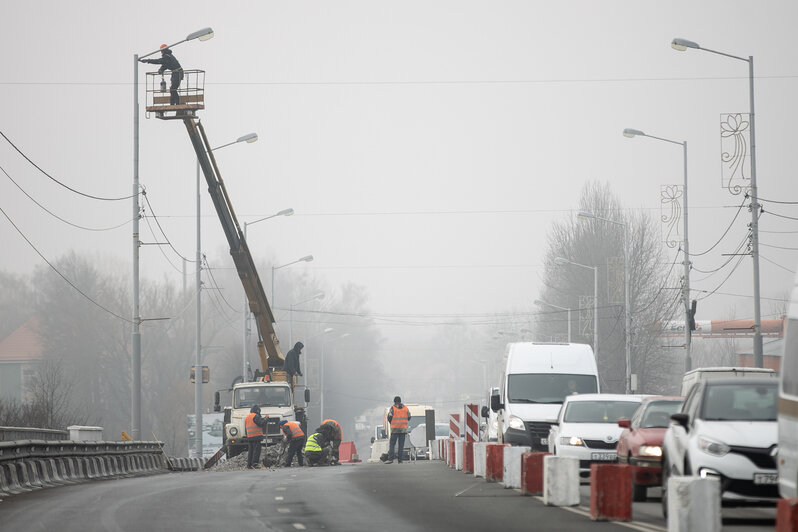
661, 456, 670, 519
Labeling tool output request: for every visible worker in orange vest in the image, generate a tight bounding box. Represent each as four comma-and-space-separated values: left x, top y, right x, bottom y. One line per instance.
244, 405, 268, 469
318, 418, 342, 465
280, 420, 306, 467
385, 396, 411, 464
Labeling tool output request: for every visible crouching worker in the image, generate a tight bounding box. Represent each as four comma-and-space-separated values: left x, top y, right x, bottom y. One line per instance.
280, 420, 305, 467
318, 419, 343, 465
303, 430, 328, 467
245, 405, 268, 469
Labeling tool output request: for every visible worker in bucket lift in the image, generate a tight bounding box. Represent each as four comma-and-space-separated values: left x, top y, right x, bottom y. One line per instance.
384, 396, 410, 464
140, 45, 183, 105
280, 420, 305, 467
303, 430, 329, 467
284, 342, 304, 390
317, 419, 342, 465
244, 405, 268, 469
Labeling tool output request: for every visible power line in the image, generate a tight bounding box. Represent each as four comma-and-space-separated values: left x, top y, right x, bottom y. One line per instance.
765, 209, 798, 222
0, 130, 136, 201
758, 196, 798, 205
686, 197, 746, 257
760, 242, 798, 251
141, 189, 196, 265
202, 256, 241, 315
691, 233, 750, 276
0, 204, 131, 323
695, 253, 747, 302
760, 254, 796, 274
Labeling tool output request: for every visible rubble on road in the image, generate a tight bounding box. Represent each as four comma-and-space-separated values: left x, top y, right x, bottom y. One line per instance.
204, 443, 287, 472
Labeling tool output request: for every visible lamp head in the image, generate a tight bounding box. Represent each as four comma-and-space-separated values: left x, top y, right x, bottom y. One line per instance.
577, 211, 596, 219
554, 257, 568, 265
187, 27, 215, 41
278, 208, 295, 217
314, 292, 325, 301
671, 38, 699, 51
623, 128, 645, 138
300, 255, 314, 263
237, 133, 258, 144
533, 299, 545, 306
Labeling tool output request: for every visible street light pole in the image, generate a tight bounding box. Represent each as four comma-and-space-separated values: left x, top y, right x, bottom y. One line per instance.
271, 255, 314, 311
533, 299, 571, 343
290, 292, 325, 347
672, 37, 763, 368
133, 26, 213, 441
578, 211, 631, 393
554, 257, 598, 360
622, 128, 691, 371
241, 208, 293, 382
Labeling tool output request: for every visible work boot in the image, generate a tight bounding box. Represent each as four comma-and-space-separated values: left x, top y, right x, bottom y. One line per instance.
384, 459, 394, 464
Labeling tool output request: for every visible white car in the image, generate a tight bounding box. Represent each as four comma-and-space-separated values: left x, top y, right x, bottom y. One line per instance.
548, 393, 644, 477
661, 378, 779, 517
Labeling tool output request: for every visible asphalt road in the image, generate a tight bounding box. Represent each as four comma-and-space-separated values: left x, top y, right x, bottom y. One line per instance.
0, 461, 778, 531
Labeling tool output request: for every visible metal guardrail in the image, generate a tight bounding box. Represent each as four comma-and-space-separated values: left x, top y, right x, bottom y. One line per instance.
0, 426, 68, 441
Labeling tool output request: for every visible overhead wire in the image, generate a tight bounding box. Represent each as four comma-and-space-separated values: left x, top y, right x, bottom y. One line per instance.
141, 189, 197, 264
0, 130, 135, 201
686, 197, 746, 257
760, 254, 796, 274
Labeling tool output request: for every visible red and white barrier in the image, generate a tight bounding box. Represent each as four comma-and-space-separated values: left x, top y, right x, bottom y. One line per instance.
454, 440, 464, 471
667, 476, 721, 531
486, 443, 509, 483
448, 414, 461, 439
543, 455, 580, 506
503, 445, 530, 489
777, 498, 798, 532
473, 442, 487, 477
463, 441, 474, 474
447, 439, 456, 468
463, 404, 478, 442
590, 464, 631, 521
521, 452, 549, 496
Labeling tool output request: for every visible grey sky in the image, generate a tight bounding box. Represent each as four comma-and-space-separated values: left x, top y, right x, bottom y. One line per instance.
1, 1, 796, 340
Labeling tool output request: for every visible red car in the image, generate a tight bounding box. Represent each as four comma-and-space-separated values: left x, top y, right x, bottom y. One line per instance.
616, 396, 683, 501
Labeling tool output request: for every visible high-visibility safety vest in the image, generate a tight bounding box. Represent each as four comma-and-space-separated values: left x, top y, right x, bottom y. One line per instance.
245, 412, 264, 438
322, 419, 342, 439
390, 405, 409, 431
283, 421, 304, 439
304, 432, 323, 453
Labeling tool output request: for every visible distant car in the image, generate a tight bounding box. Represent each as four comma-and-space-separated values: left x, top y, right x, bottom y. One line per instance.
548, 393, 644, 477
661, 378, 779, 518
616, 396, 683, 501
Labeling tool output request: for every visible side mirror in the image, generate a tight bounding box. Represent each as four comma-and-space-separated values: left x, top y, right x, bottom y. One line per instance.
490, 394, 503, 412
481, 406, 490, 419
214, 391, 221, 412
617, 418, 631, 429
304, 389, 311, 403
671, 413, 689, 429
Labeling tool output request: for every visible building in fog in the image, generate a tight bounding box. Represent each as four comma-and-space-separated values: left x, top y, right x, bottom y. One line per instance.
0, 318, 43, 401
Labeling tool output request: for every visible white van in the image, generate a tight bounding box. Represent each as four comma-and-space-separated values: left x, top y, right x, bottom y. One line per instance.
780, 265, 798, 498
491, 342, 599, 450
680, 366, 776, 396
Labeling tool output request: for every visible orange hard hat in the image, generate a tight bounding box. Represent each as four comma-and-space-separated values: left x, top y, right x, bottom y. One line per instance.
160, 44, 168, 49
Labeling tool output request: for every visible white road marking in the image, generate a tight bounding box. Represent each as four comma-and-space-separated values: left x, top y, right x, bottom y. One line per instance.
454, 482, 481, 497
277, 508, 290, 514
276, 487, 286, 491
275, 496, 284, 501
292, 523, 306, 530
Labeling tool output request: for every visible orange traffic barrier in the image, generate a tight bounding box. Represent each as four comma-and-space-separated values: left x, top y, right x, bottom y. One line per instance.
338, 441, 361, 463
590, 463, 632, 521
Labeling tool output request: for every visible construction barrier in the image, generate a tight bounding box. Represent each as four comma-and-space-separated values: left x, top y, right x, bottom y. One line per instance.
338, 441, 361, 463
543, 455, 579, 507
667, 476, 721, 532
448, 414, 460, 439
485, 443, 509, 483
502, 445, 530, 489
473, 442, 487, 478
589, 464, 631, 521
463, 441, 474, 474
447, 439, 456, 468
463, 404, 479, 442
521, 452, 549, 496
454, 440, 464, 471
429, 440, 439, 461
777, 498, 798, 532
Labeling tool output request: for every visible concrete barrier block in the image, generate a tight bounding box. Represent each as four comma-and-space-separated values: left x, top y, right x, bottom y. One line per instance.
454, 440, 464, 471
448, 440, 456, 467
521, 452, 549, 495
473, 442, 487, 477
486, 443, 509, 483
590, 463, 632, 521
463, 441, 474, 474
777, 498, 798, 532
0, 463, 25, 495
503, 445, 531, 489
667, 476, 721, 532
543, 455, 580, 506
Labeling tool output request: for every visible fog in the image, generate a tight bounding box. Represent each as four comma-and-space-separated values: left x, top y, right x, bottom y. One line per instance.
1, 2, 797, 450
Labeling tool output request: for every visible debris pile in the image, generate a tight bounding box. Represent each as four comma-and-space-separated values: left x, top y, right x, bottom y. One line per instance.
205, 444, 287, 472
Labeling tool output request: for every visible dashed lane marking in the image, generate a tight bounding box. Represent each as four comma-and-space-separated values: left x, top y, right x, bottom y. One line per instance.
292, 523, 306, 530
276, 487, 286, 491
277, 508, 290, 514
275, 496, 284, 501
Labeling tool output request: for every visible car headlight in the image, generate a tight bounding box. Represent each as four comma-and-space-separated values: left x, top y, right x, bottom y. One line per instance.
698, 436, 729, 457
229, 426, 238, 437
639, 445, 662, 457
508, 416, 525, 430
560, 436, 584, 447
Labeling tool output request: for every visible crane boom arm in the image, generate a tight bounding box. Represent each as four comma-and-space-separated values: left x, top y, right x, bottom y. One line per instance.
182, 118, 284, 369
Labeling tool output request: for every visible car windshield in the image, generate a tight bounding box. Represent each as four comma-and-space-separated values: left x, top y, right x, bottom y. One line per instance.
639, 400, 682, 428
234, 386, 291, 408
507, 374, 598, 404
701, 383, 777, 421
563, 400, 641, 423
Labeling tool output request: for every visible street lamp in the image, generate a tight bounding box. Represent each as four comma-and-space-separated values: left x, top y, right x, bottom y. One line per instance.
554, 257, 598, 360
191, 132, 257, 458
241, 207, 293, 382
291, 292, 325, 347
132, 26, 213, 441
534, 299, 571, 343
622, 127, 692, 371
578, 211, 631, 393
671, 37, 763, 368
272, 255, 314, 310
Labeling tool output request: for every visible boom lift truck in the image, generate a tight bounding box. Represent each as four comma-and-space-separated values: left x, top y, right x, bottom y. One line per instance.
145, 70, 309, 462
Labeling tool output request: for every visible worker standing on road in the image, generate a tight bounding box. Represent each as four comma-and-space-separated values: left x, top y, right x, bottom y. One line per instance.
318, 418, 343, 464
244, 405, 268, 469
385, 396, 411, 464
280, 420, 305, 467
140, 45, 183, 105
284, 342, 304, 390
303, 430, 329, 467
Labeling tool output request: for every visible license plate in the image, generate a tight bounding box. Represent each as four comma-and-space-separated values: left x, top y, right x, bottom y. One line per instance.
591, 452, 616, 461
753, 473, 778, 485
540, 437, 548, 445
